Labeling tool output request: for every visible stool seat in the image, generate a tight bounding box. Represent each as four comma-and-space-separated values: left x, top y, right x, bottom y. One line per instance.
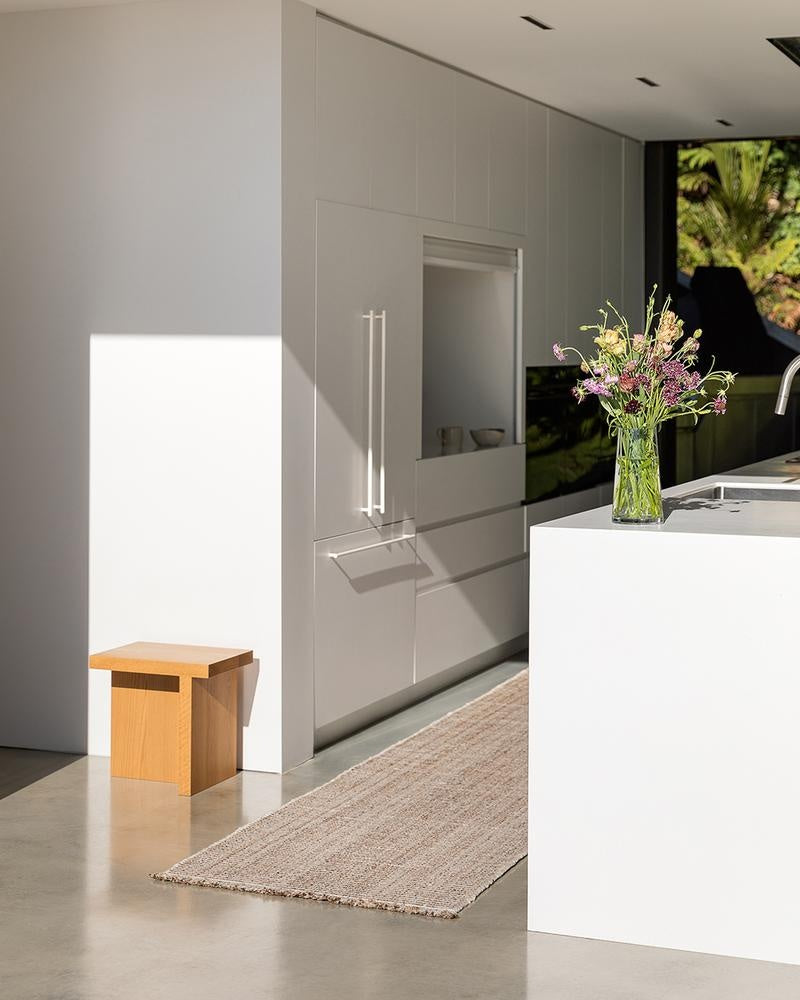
90, 641, 253, 796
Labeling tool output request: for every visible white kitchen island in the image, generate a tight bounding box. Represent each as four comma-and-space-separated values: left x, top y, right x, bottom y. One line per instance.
528, 452, 800, 965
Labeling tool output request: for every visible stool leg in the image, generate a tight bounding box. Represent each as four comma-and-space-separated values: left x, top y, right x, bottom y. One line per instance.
177, 671, 239, 796
111, 671, 179, 783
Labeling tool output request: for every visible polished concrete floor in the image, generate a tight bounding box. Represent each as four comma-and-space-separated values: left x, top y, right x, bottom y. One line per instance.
3, 655, 800, 1000
0, 745, 82, 800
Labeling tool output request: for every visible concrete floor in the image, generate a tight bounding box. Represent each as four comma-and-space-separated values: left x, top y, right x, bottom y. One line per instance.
0, 746, 82, 800
2, 655, 800, 1000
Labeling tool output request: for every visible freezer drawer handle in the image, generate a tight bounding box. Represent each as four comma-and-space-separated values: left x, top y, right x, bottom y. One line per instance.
329, 533, 415, 560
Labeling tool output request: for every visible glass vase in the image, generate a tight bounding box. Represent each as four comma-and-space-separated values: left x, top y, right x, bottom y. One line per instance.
612, 423, 663, 524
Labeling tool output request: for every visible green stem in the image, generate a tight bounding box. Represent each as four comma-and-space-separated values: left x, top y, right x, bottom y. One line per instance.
612, 422, 663, 524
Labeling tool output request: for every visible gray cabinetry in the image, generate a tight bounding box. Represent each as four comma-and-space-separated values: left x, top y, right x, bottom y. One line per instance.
314, 524, 416, 730
489, 88, 528, 235
315, 200, 419, 541
316, 19, 416, 215
600, 130, 624, 308
535, 110, 643, 361
454, 74, 491, 229
415, 560, 527, 684
622, 136, 645, 329
416, 446, 526, 527
416, 59, 456, 222
565, 118, 604, 350
311, 15, 645, 742
316, 18, 529, 235
315, 19, 372, 208
523, 101, 548, 364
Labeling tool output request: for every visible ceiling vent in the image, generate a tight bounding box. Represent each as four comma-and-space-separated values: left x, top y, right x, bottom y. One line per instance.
767, 36, 800, 67
521, 15, 553, 30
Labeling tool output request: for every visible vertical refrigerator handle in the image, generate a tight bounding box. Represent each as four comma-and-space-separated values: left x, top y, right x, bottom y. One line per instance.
360, 310, 375, 517
376, 309, 387, 515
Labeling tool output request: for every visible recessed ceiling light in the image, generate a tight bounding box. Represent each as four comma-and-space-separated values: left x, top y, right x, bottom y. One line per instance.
767, 36, 800, 67
636, 76, 660, 87
521, 15, 553, 30
716, 118, 734, 127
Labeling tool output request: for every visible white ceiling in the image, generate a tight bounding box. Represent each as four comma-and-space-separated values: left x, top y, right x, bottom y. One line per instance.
2, 0, 799, 140
317, 0, 800, 141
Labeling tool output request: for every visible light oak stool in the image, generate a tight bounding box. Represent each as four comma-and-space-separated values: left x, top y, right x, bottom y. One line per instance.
89, 642, 253, 796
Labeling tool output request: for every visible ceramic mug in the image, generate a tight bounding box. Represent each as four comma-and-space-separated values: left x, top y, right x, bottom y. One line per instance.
437, 426, 463, 455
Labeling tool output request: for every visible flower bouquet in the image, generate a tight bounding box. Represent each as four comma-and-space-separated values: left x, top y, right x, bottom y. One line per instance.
553, 288, 735, 524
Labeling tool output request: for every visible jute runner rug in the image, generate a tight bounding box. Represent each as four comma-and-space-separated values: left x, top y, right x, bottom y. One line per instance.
153, 669, 528, 917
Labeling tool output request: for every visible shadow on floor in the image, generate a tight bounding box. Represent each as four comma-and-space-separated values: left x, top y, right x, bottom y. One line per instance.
0, 747, 83, 800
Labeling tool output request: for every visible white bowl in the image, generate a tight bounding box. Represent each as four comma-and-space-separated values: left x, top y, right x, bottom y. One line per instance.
470, 428, 505, 449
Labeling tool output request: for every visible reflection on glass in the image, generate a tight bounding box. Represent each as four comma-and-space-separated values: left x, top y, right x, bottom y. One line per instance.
526, 366, 615, 503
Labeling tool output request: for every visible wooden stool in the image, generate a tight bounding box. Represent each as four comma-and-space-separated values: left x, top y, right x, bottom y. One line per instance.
89, 642, 253, 796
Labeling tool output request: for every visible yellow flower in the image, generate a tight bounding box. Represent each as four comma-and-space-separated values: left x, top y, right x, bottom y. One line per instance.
593, 327, 625, 355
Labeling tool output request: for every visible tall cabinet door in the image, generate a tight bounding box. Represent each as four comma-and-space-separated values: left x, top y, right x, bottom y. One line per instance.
315, 200, 419, 540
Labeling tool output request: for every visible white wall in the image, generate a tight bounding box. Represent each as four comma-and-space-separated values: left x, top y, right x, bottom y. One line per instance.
89, 336, 282, 766
0, 0, 284, 762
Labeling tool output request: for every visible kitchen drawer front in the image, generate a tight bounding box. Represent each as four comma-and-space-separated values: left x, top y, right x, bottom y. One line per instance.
416, 444, 525, 528
415, 559, 527, 683
416, 507, 524, 593
314, 523, 416, 730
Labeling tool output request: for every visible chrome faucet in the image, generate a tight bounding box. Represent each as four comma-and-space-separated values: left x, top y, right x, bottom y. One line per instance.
775, 355, 800, 415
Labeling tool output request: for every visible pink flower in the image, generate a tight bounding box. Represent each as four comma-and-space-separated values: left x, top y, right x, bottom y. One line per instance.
632, 334, 646, 352
581, 378, 613, 398
553, 343, 567, 362
618, 374, 637, 393
712, 394, 727, 415
624, 399, 641, 414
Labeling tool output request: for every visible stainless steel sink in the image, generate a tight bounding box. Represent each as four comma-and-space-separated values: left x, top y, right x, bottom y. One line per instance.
679, 483, 800, 502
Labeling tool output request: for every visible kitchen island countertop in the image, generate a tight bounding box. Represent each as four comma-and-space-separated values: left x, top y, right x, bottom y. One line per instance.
533, 451, 800, 539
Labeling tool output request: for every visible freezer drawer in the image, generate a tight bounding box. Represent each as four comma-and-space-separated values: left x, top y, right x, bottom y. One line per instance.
414, 559, 527, 683
416, 507, 525, 592
314, 522, 416, 730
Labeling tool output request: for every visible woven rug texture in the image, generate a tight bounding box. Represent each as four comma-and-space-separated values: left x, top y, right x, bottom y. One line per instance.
153, 669, 528, 917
